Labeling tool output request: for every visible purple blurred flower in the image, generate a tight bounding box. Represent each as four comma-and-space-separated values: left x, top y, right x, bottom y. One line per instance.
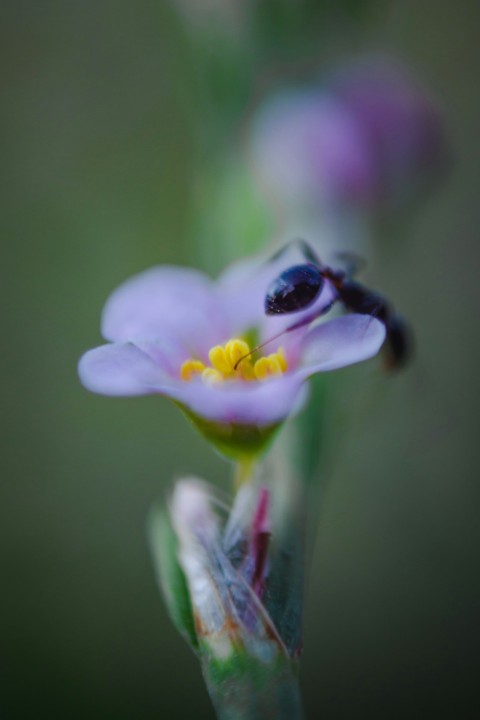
251, 91, 376, 207
250, 57, 445, 211
331, 58, 446, 205
78, 252, 385, 439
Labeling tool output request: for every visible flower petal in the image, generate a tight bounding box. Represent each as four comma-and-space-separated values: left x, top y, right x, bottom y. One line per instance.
164, 375, 309, 427
299, 314, 386, 375
216, 253, 277, 335
101, 266, 229, 359
78, 343, 171, 396
79, 341, 308, 426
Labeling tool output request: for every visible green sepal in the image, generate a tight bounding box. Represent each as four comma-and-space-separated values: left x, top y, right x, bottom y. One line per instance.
178, 404, 282, 462
147, 506, 199, 650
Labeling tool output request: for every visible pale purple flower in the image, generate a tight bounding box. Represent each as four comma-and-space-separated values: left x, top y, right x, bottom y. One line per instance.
78, 250, 385, 431
249, 57, 445, 211
250, 91, 376, 207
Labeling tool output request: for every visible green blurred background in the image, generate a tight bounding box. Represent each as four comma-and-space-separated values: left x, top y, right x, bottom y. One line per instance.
1, 1, 479, 718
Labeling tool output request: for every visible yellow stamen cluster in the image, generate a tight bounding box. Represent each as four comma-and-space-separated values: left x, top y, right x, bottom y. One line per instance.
180, 338, 288, 386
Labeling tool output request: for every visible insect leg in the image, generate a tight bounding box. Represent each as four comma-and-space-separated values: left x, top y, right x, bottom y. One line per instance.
267, 238, 322, 267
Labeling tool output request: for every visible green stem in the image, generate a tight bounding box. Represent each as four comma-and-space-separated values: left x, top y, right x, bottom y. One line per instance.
203, 654, 303, 720
233, 457, 256, 489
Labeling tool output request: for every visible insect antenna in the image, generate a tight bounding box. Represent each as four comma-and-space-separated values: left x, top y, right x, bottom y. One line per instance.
233, 314, 315, 371
233, 329, 287, 370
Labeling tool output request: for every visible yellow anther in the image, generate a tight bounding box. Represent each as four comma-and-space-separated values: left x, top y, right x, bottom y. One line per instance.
254, 350, 287, 381
225, 338, 250, 369
201, 368, 224, 386
239, 361, 255, 382
253, 357, 270, 381
180, 359, 205, 381
276, 347, 288, 373
208, 345, 231, 376
181, 339, 287, 386
266, 354, 283, 375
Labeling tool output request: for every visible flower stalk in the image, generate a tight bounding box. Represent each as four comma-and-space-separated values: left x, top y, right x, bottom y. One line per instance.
78, 244, 391, 718
204, 652, 303, 720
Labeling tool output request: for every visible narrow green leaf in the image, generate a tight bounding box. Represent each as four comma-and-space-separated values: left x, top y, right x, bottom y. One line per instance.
147, 506, 199, 650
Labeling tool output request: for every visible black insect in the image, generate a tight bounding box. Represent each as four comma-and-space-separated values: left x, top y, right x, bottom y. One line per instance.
264, 239, 410, 370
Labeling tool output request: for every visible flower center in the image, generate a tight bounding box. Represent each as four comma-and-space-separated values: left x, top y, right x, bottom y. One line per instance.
180, 338, 288, 386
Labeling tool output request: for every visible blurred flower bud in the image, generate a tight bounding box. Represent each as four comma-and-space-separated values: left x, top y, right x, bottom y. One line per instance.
249, 57, 446, 215
151, 478, 284, 660
250, 90, 377, 209
330, 57, 446, 207
149, 477, 303, 717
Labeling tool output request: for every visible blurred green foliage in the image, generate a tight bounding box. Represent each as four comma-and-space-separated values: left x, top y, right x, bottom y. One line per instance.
1, 0, 480, 718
